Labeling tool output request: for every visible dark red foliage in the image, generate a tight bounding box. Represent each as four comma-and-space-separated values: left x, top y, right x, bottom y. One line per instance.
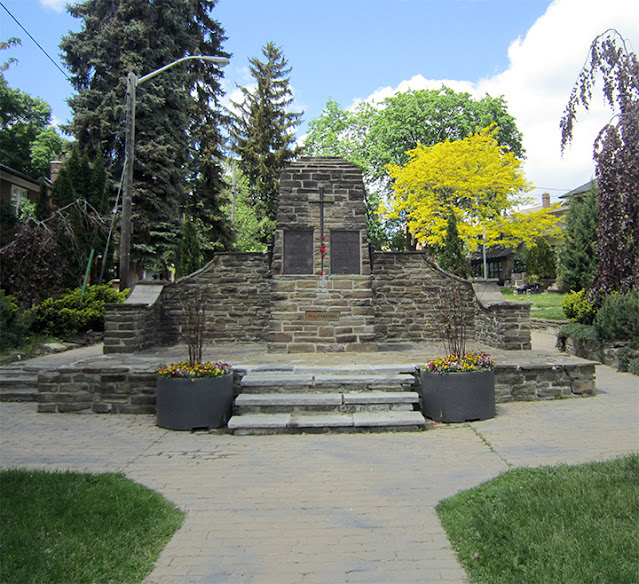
560, 29, 639, 303
0, 224, 71, 307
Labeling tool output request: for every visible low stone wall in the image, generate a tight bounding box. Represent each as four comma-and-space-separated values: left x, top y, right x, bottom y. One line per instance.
36, 359, 596, 414
37, 367, 244, 414
494, 362, 596, 401
37, 366, 157, 414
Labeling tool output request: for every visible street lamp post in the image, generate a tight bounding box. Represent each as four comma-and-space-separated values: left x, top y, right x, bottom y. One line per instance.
119, 55, 229, 292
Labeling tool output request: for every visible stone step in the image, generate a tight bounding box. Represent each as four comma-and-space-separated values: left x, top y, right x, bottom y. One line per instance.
0, 366, 39, 402
235, 391, 419, 414
228, 410, 427, 435
240, 371, 417, 394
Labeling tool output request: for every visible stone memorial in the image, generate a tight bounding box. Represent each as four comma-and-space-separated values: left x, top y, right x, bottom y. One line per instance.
105, 156, 532, 355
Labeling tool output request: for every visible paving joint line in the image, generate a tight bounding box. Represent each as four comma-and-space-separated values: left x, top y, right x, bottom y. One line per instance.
465, 422, 514, 469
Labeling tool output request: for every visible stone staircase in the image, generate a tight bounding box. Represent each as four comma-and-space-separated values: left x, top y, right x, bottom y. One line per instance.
228, 365, 426, 434
0, 365, 39, 402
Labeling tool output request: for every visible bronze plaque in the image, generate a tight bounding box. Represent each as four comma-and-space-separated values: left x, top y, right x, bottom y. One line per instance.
284, 230, 313, 274
331, 231, 360, 274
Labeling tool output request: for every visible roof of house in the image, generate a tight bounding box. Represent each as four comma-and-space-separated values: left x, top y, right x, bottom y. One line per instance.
559, 178, 598, 199
0, 163, 42, 189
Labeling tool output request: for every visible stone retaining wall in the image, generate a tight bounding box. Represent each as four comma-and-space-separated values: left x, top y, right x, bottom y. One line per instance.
36, 361, 596, 414
160, 253, 272, 345
372, 252, 476, 344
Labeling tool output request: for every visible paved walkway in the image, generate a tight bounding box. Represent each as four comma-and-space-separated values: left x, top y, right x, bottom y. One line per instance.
1, 333, 638, 583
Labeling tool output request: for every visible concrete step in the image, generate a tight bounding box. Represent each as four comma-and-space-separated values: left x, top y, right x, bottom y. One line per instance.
228, 410, 427, 435
0, 366, 38, 402
235, 391, 419, 414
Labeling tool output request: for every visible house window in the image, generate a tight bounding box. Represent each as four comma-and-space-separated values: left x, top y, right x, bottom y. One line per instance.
487, 261, 502, 280
11, 185, 28, 208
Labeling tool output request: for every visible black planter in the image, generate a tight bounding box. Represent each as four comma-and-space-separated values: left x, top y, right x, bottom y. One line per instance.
420, 369, 496, 423
156, 375, 234, 431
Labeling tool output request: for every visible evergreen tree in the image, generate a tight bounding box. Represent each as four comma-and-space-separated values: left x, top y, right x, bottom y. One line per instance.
558, 188, 599, 292
230, 42, 302, 240
437, 214, 467, 278
49, 145, 109, 284
35, 181, 51, 221
176, 216, 203, 279
526, 237, 556, 280
61, 0, 230, 272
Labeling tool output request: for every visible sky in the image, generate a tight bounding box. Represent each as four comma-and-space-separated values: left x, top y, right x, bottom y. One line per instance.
2, 0, 638, 204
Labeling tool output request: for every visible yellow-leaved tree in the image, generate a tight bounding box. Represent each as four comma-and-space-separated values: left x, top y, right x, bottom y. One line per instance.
382, 125, 560, 251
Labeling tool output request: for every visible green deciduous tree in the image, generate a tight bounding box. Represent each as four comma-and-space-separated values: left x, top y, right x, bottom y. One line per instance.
61, 0, 230, 272
558, 187, 599, 292
230, 42, 302, 240
29, 127, 67, 178
0, 77, 52, 176
561, 29, 639, 301
305, 87, 524, 248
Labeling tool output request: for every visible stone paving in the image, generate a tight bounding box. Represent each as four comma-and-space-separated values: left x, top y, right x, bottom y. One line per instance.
1, 333, 638, 583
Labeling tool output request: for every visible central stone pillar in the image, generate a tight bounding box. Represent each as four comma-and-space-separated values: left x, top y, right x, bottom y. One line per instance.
268, 157, 376, 353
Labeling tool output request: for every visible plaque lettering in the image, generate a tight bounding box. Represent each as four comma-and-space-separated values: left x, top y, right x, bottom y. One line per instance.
331, 231, 360, 274
284, 230, 313, 274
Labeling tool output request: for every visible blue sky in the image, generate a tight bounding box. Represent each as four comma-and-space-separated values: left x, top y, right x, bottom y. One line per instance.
2, 0, 638, 202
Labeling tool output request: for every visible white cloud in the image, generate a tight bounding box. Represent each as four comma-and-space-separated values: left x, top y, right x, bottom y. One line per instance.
356, 0, 639, 203
39, 0, 66, 12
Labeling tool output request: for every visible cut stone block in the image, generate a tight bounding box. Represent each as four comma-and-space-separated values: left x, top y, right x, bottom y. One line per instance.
353, 411, 426, 428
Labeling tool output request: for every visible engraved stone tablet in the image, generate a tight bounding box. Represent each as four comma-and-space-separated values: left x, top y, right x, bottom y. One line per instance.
284, 230, 313, 274
331, 231, 360, 274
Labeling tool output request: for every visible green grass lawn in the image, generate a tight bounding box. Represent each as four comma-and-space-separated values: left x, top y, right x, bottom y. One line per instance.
437, 454, 639, 584
502, 289, 567, 321
0, 469, 185, 584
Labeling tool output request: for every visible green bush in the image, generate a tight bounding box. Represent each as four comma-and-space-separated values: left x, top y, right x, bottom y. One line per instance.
31, 284, 127, 340
562, 290, 597, 324
616, 346, 639, 374
556, 322, 601, 355
594, 290, 639, 344
0, 291, 32, 351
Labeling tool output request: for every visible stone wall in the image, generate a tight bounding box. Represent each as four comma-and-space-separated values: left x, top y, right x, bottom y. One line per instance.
37, 366, 157, 413
268, 275, 376, 352
475, 303, 531, 350
159, 253, 271, 345
36, 360, 596, 414
37, 367, 245, 414
495, 362, 596, 401
371, 252, 477, 344
103, 283, 164, 354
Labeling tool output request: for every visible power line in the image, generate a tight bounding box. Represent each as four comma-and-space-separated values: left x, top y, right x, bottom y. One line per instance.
0, 1, 71, 82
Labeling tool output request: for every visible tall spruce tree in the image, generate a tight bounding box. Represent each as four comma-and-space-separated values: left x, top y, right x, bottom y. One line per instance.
230, 42, 302, 240
558, 188, 599, 292
437, 214, 467, 278
61, 0, 230, 273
